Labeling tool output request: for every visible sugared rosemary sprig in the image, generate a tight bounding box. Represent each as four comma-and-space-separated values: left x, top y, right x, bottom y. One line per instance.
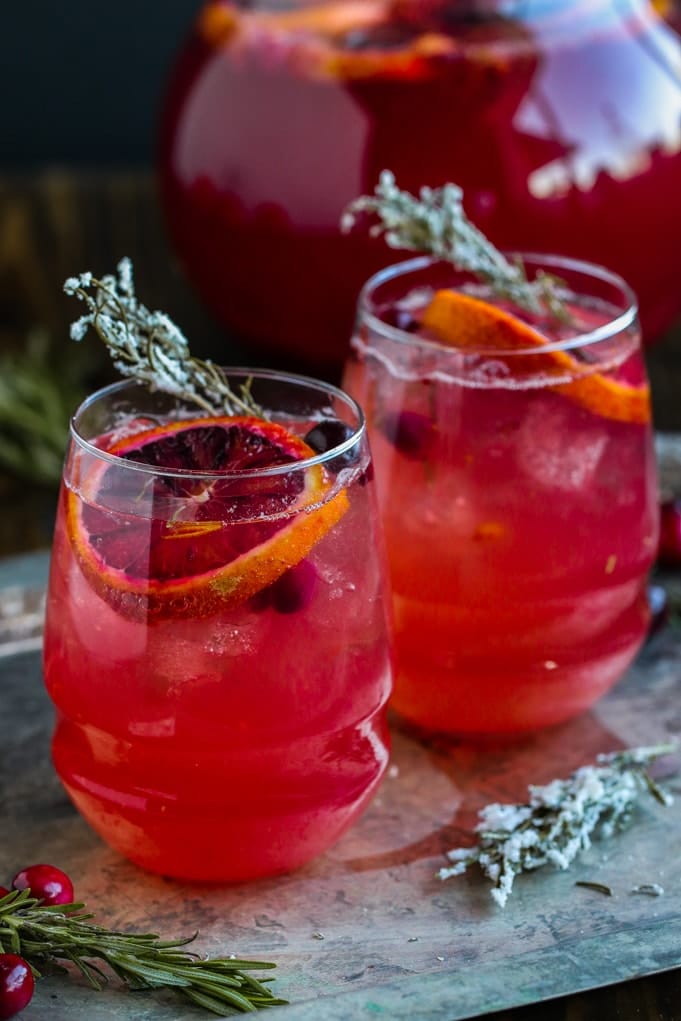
64, 259, 266, 419
0, 889, 285, 1016
342, 170, 568, 320
440, 744, 677, 908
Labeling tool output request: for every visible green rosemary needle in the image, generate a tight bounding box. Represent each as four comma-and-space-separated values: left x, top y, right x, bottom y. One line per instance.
440, 744, 677, 908
342, 169, 569, 321
0, 889, 286, 1015
64, 259, 266, 419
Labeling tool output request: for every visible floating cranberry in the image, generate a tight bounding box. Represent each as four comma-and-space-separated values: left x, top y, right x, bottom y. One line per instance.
250, 559, 319, 614
11, 864, 74, 906
304, 419, 359, 472
0, 955, 34, 1020
379, 410, 434, 459
658, 500, 681, 565
271, 559, 318, 614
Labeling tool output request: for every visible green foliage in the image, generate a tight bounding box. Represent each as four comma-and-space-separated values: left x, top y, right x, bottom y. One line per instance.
0, 331, 88, 487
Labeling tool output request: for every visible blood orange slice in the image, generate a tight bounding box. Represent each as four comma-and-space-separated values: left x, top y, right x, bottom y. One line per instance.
421, 289, 651, 425
67, 416, 349, 621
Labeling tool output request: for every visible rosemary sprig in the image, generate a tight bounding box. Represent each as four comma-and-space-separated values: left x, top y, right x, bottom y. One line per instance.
439, 744, 677, 908
0, 889, 285, 1016
64, 259, 266, 419
342, 170, 568, 320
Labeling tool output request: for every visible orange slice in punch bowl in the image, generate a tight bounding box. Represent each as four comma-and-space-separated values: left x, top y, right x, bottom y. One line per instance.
67, 417, 349, 622
198, 0, 455, 80
421, 290, 651, 425
199, 0, 390, 46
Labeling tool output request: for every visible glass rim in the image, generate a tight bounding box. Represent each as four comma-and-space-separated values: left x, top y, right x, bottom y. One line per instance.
357, 253, 639, 357
70, 369, 366, 480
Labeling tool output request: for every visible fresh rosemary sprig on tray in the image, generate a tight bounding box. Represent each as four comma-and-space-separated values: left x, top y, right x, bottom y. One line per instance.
440, 744, 677, 908
64, 259, 266, 419
0, 889, 285, 1016
342, 170, 568, 320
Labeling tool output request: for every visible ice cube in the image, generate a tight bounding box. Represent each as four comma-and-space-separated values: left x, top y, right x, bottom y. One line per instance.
516, 397, 608, 492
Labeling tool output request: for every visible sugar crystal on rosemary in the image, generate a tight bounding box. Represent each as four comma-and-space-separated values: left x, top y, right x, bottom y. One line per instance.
440, 745, 676, 907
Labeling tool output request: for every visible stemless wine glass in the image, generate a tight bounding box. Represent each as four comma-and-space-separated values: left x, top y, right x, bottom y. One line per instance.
43, 370, 393, 880
342, 255, 659, 738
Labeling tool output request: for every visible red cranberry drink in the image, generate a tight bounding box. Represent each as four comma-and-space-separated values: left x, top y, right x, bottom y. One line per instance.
159, 0, 681, 367
343, 253, 658, 736
43, 370, 392, 880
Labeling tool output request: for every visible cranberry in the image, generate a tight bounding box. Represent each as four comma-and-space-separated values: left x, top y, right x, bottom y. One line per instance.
658, 500, 681, 565
304, 419, 359, 472
379, 410, 434, 459
0, 889, 8, 897
271, 559, 318, 614
250, 559, 318, 614
647, 584, 669, 639
0, 955, 34, 1020
11, 865, 74, 906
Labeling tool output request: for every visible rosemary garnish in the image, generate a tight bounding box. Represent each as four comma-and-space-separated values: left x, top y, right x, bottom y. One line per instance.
439, 744, 677, 907
342, 170, 568, 320
64, 259, 266, 419
0, 889, 285, 1016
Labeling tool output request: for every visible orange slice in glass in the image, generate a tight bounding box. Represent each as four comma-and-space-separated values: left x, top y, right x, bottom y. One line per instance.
67, 416, 348, 621
421, 289, 651, 425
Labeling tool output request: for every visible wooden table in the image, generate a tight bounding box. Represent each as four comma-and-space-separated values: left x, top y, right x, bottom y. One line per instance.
2, 172, 681, 1020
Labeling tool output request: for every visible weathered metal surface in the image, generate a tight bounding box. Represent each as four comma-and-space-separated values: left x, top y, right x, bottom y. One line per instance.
2, 529, 681, 1019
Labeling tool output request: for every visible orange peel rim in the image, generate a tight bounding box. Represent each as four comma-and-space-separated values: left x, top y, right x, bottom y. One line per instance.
420, 289, 651, 426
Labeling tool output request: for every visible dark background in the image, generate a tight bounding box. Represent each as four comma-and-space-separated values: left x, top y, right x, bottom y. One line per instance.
0, 1, 229, 553
2, 2, 198, 169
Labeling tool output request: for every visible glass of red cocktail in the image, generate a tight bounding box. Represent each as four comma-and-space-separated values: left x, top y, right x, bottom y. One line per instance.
43, 369, 392, 880
342, 254, 658, 737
